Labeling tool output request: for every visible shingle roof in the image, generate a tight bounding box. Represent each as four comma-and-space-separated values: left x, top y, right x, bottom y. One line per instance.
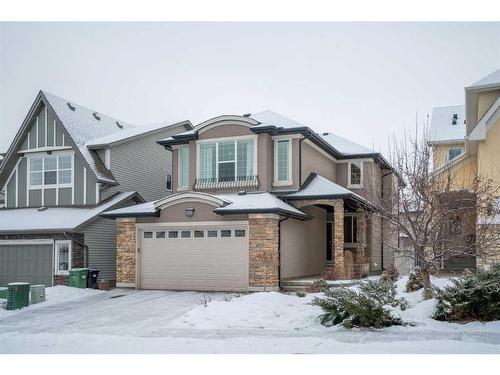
429, 105, 466, 143
468, 68, 500, 90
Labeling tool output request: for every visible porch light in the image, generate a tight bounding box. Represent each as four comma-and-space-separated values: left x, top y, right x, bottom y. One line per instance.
185, 208, 195, 217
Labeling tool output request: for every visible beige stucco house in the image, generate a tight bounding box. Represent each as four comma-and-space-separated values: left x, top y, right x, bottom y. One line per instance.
104, 111, 399, 292
429, 68, 500, 270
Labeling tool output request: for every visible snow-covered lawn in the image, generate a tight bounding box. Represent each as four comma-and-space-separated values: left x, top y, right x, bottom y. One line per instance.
1, 277, 499, 354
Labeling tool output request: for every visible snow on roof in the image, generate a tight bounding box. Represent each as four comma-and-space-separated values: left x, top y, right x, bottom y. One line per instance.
86, 120, 191, 148
469, 96, 500, 141
250, 110, 306, 129
319, 132, 374, 155
214, 192, 308, 218
0, 192, 137, 232
43, 92, 135, 183
283, 173, 366, 203
468, 68, 500, 89
429, 105, 466, 143
100, 201, 157, 217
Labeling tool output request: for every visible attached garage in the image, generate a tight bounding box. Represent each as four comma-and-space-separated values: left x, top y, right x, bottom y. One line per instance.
0, 241, 54, 287
138, 223, 249, 291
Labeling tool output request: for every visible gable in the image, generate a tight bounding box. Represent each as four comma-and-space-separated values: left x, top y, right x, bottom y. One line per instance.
20, 104, 68, 151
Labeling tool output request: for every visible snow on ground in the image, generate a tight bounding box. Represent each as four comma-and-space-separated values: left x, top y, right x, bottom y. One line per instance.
1, 278, 499, 354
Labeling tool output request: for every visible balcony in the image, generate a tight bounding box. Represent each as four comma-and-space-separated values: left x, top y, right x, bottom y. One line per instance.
194, 175, 259, 191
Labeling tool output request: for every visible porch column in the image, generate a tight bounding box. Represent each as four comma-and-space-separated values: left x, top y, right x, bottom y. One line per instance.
116, 217, 136, 288
354, 209, 368, 278
333, 199, 346, 279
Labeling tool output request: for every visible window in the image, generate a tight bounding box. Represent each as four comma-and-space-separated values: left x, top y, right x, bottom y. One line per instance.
198, 138, 256, 182
55, 240, 71, 275
156, 231, 165, 239
181, 230, 191, 238
144, 231, 153, 239
274, 139, 291, 184
194, 230, 204, 238
179, 147, 190, 188
235, 229, 246, 237
344, 216, 357, 244
29, 154, 73, 188
448, 148, 463, 161
166, 173, 172, 191
221, 230, 232, 238
348, 161, 363, 187
207, 230, 218, 238
168, 231, 179, 239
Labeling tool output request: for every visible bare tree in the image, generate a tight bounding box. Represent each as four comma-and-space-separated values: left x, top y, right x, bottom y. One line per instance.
369, 121, 499, 299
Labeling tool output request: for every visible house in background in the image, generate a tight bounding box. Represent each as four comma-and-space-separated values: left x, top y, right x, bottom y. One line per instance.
103, 111, 399, 291
0, 91, 192, 287
429, 68, 500, 270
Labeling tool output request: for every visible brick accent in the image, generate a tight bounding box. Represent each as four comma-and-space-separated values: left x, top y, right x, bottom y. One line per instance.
116, 218, 137, 286
333, 199, 346, 279
248, 214, 279, 290
477, 223, 500, 269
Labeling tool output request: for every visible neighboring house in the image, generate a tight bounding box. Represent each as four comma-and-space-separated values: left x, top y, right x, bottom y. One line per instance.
103, 111, 399, 291
0, 154, 4, 208
0, 91, 192, 287
429, 68, 500, 270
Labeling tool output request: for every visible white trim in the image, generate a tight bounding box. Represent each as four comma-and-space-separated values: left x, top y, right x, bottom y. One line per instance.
136, 221, 249, 229
44, 107, 48, 147
27, 130, 31, 149
155, 191, 226, 210
19, 146, 73, 154
273, 138, 293, 186
53, 119, 56, 146
196, 116, 258, 133
95, 183, 99, 204
71, 154, 75, 205
83, 167, 87, 205
271, 134, 303, 140
36, 116, 39, 148
104, 149, 111, 169
54, 240, 72, 275
15, 161, 18, 208
347, 160, 364, 189
196, 134, 258, 144
62, 132, 65, 146
0, 239, 54, 245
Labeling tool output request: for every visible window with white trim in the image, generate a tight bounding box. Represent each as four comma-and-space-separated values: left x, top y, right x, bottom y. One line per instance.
198, 138, 255, 182
29, 154, 72, 188
348, 161, 363, 188
344, 215, 358, 244
274, 139, 291, 185
448, 147, 463, 161
55, 240, 71, 275
179, 147, 190, 188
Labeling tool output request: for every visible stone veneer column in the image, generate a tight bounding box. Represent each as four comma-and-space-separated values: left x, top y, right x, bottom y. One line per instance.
333, 200, 346, 279
354, 209, 368, 278
116, 217, 137, 288
477, 223, 500, 269
248, 214, 280, 291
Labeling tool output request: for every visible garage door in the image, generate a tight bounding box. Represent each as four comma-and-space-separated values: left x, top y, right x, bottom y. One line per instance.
0, 243, 53, 287
139, 223, 249, 291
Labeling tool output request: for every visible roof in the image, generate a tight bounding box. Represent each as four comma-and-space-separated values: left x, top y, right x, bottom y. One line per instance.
250, 110, 306, 129
319, 132, 374, 155
467, 68, 500, 90
429, 105, 466, 144
468, 96, 500, 141
281, 173, 368, 205
102, 191, 309, 220
85, 120, 192, 149
0, 192, 141, 233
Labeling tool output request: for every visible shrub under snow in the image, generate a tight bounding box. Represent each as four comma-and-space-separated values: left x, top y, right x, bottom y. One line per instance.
406, 269, 424, 292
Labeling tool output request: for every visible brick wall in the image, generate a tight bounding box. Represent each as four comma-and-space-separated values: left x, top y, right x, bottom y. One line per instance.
116, 218, 136, 287
477, 223, 500, 269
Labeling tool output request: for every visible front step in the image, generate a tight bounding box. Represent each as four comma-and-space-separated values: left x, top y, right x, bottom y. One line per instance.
281, 277, 359, 292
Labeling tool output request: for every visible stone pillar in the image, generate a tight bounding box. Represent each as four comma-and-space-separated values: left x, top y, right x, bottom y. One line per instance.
333, 200, 346, 279
354, 209, 368, 278
248, 214, 280, 291
116, 218, 137, 288
477, 223, 500, 270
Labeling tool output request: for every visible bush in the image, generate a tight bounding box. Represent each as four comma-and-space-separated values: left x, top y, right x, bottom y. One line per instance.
305, 279, 330, 293
433, 266, 500, 322
406, 269, 424, 292
296, 290, 307, 298
313, 280, 406, 328
379, 264, 400, 283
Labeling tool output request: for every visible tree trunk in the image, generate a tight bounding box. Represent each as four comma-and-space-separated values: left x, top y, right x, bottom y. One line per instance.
420, 267, 433, 299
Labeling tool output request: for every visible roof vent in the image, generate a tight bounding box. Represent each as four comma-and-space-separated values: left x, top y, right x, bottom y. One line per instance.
93, 112, 101, 121
67, 102, 76, 111
37, 206, 48, 212
243, 113, 251, 117
323, 132, 329, 136
116, 121, 123, 129
238, 191, 247, 195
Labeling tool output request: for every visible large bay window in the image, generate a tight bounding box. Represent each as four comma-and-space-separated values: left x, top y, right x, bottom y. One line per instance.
274, 139, 292, 185
29, 154, 73, 188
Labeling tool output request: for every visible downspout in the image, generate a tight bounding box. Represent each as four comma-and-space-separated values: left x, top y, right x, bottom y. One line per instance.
278, 214, 292, 289
64, 232, 89, 268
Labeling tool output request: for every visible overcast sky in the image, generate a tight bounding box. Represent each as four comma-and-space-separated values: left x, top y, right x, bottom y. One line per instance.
1, 22, 499, 155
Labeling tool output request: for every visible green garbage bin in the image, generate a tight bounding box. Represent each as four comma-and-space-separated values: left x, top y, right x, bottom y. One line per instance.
7, 282, 30, 310
69, 268, 89, 288
0, 287, 7, 300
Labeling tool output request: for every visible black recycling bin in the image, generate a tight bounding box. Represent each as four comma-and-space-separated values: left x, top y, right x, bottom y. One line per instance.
87, 269, 99, 289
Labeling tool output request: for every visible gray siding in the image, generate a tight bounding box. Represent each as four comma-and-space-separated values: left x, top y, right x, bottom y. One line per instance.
6, 171, 16, 208
74, 156, 85, 205
37, 107, 46, 148
29, 123, 37, 149
55, 119, 64, 146
29, 189, 42, 206
44, 188, 56, 206
59, 188, 72, 205
18, 158, 27, 207
83, 218, 117, 281
86, 171, 97, 204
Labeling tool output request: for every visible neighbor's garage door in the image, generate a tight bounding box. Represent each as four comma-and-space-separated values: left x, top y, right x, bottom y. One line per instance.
0, 243, 53, 287
139, 223, 249, 292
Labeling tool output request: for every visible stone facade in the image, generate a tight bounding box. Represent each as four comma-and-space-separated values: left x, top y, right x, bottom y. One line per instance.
477, 223, 500, 269
248, 214, 280, 290
332, 200, 346, 279
351, 209, 369, 278
116, 218, 137, 287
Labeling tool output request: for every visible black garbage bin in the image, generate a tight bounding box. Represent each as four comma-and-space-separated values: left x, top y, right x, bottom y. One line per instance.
87, 269, 99, 289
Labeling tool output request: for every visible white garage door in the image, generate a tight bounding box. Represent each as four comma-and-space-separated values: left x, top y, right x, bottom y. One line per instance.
139, 222, 249, 292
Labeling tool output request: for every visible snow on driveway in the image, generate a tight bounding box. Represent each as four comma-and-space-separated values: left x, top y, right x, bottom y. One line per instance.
1, 278, 500, 354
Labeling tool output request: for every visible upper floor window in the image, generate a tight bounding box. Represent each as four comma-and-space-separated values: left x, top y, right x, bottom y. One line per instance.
348, 161, 363, 188
274, 139, 292, 185
448, 147, 463, 161
198, 138, 255, 182
29, 154, 72, 188
179, 147, 190, 189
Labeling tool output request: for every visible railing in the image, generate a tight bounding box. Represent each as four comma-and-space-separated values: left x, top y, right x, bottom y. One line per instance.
194, 175, 259, 191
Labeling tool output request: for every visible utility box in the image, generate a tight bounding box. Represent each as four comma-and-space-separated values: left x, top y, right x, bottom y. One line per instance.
7, 282, 30, 310
30, 285, 46, 304
69, 268, 89, 288
0, 287, 7, 300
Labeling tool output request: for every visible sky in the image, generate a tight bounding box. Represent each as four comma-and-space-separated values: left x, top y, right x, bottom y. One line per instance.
0, 22, 499, 156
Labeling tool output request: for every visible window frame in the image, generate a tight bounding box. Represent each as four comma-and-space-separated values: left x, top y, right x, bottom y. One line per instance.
195, 135, 258, 183
27, 152, 74, 190
166, 173, 172, 191
55, 240, 72, 275
447, 147, 464, 162
343, 214, 358, 244
347, 160, 363, 189
273, 138, 293, 186
178, 147, 190, 190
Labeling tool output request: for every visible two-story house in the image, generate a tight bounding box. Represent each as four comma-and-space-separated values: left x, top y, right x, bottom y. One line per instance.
429, 68, 500, 270
103, 111, 399, 291
0, 91, 192, 287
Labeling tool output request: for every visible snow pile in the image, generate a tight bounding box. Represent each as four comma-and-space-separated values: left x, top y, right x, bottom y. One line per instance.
172, 291, 323, 331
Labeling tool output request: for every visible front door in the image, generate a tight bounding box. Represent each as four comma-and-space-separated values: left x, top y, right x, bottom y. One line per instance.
326, 222, 333, 261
